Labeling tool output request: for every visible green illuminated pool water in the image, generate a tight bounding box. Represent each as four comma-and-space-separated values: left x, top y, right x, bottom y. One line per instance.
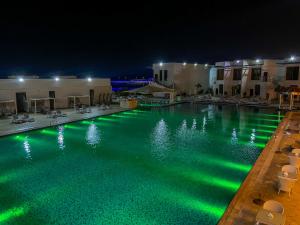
0, 104, 283, 225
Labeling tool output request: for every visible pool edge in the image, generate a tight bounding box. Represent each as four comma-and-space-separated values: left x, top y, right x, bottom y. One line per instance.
217, 112, 289, 225
0, 107, 131, 138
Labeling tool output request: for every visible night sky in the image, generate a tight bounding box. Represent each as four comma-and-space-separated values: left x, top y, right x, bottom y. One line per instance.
0, 1, 299, 78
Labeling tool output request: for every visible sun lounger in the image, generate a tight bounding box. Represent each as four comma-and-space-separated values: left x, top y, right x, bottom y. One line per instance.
278, 176, 296, 196
288, 155, 300, 171
11, 114, 34, 123
47, 111, 58, 118
282, 165, 298, 176
256, 200, 286, 225
11, 115, 25, 124
292, 149, 300, 155
57, 110, 67, 117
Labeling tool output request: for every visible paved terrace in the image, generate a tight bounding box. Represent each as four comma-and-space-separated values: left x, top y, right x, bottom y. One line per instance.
0, 105, 127, 137
219, 112, 300, 225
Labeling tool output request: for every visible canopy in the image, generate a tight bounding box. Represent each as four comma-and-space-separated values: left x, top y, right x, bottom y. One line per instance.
68, 95, 90, 109
0, 100, 15, 104
30, 97, 56, 113
128, 82, 174, 94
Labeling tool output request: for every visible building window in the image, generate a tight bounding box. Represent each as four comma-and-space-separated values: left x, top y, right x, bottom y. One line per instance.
263, 72, 268, 82
286, 66, 299, 80
164, 70, 168, 81
219, 84, 223, 95
217, 69, 224, 80
159, 70, 163, 81
232, 84, 241, 95
250, 89, 254, 96
215, 88, 219, 95
233, 68, 242, 80
155, 74, 158, 81
251, 68, 261, 80
255, 84, 260, 96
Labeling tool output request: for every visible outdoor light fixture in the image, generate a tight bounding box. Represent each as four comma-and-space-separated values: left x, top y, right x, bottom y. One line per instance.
159, 62, 163, 67
194, 63, 198, 67
290, 56, 295, 61
236, 60, 240, 63
204, 63, 208, 67
183, 62, 187, 66
255, 59, 260, 63
18, 77, 24, 82
87, 77, 92, 82
54, 77, 60, 81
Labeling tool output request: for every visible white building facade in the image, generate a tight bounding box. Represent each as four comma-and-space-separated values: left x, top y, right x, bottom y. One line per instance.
155, 57, 300, 100
209, 59, 292, 100
275, 57, 300, 89
0, 77, 112, 113
152, 63, 210, 95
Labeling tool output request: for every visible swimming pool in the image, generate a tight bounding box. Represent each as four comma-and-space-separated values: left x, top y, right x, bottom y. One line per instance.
0, 104, 282, 225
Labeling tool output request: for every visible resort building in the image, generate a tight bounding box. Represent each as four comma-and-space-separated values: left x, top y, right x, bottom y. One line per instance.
209, 59, 278, 100
0, 76, 111, 113
275, 56, 300, 88
152, 62, 210, 95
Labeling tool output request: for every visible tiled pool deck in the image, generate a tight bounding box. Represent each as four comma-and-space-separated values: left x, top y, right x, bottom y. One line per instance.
0, 105, 127, 137
219, 112, 300, 225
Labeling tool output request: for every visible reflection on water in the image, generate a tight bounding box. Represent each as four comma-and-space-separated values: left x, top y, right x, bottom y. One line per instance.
191, 118, 197, 130
202, 116, 207, 133
151, 119, 170, 160
207, 105, 215, 120
231, 128, 238, 145
250, 129, 256, 143
57, 126, 65, 150
176, 119, 203, 150
23, 136, 32, 160
177, 119, 188, 141
179, 119, 187, 132
86, 123, 100, 148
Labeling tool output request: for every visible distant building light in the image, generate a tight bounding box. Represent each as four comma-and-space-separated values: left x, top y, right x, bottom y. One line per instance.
204, 63, 208, 67
183, 62, 187, 66
54, 77, 60, 81
255, 59, 260, 63
290, 56, 295, 61
194, 63, 198, 67
87, 77, 92, 82
159, 62, 163, 67
236, 60, 240, 63
18, 77, 24, 82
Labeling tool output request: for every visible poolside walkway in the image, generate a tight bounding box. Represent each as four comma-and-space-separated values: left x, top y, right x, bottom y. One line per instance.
218, 112, 300, 225
0, 105, 128, 137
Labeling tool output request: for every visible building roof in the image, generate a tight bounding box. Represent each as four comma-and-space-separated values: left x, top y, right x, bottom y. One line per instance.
128, 82, 174, 94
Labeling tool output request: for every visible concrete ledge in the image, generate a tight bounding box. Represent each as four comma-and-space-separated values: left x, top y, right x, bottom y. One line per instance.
0, 106, 129, 137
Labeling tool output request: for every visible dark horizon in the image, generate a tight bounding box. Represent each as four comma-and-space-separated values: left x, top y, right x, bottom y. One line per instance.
0, 1, 299, 78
